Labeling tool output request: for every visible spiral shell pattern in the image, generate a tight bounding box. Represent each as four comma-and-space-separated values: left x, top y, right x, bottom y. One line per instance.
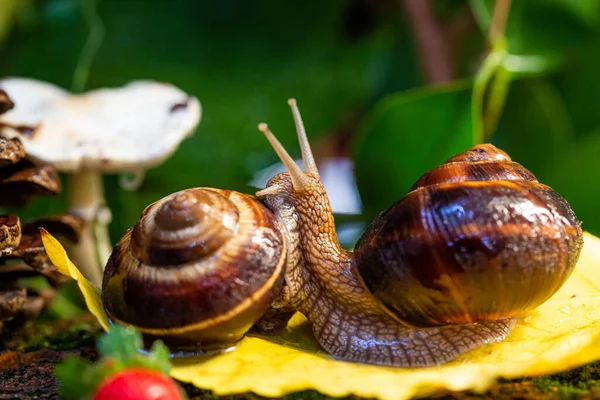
355, 144, 583, 327
102, 188, 286, 350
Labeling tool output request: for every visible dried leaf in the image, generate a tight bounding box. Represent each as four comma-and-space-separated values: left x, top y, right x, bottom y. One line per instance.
39, 228, 109, 331
41, 230, 600, 400
5, 215, 87, 286
22, 214, 85, 244
17, 292, 49, 321
9, 232, 69, 285
0, 288, 26, 321
0, 164, 61, 195
0, 159, 62, 207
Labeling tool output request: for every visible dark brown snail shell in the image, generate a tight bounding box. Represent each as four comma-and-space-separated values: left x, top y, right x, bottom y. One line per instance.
354, 144, 584, 327
101, 188, 286, 351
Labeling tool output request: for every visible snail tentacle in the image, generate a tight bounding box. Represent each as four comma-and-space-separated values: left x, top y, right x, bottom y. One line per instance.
288, 98, 319, 176
256, 184, 285, 198
258, 123, 309, 191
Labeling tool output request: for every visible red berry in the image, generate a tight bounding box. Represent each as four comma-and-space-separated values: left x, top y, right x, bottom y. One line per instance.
93, 368, 183, 400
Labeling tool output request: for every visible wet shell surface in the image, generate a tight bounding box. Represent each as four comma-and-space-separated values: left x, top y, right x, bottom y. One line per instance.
102, 188, 286, 350
355, 144, 583, 327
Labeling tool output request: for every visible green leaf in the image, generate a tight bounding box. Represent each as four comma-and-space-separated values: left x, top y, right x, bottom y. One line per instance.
544, 131, 600, 238
97, 325, 144, 364
55, 325, 174, 399
507, 0, 594, 56
0, 0, 28, 43
55, 355, 111, 400
470, 0, 598, 74
549, 0, 600, 28
97, 325, 172, 374
353, 82, 473, 221
55, 356, 91, 399
553, 34, 600, 137
140, 341, 173, 375
493, 79, 574, 179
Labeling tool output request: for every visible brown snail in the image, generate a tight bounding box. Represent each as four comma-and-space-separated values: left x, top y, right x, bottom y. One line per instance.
102, 99, 583, 367
101, 188, 286, 351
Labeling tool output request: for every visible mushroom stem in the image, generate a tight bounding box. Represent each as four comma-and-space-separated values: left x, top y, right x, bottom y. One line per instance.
66, 171, 112, 286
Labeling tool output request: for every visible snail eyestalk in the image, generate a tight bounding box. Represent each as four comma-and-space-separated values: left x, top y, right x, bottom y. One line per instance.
288, 98, 318, 176
258, 123, 309, 192
256, 184, 284, 197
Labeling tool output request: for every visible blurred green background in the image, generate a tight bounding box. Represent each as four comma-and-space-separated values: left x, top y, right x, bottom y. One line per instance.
1, 0, 599, 244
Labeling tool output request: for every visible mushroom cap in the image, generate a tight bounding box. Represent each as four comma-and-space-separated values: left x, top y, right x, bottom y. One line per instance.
0, 78, 201, 172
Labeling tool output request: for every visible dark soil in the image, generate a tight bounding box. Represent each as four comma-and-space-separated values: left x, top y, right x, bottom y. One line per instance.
1, 313, 600, 400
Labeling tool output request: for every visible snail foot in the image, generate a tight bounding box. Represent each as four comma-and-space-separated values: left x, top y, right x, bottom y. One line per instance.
317, 313, 517, 368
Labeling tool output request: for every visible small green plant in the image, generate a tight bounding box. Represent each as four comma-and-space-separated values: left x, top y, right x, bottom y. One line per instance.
55, 324, 184, 400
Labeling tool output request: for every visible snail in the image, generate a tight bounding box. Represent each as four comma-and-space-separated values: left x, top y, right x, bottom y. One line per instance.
102, 99, 583, 368
101, 188, 287, 351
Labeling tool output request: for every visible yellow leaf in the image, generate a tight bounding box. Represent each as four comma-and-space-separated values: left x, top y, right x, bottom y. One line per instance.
43, 230, 600, 399
172, 232, 600, 398
40, 228, 110, 331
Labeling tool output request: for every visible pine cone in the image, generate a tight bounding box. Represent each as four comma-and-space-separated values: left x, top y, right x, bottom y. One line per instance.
0, 90, 83, 333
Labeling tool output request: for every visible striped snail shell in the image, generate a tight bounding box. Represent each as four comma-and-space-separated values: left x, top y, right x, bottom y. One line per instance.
354, 144, 583, 327
101, 188, 286, 351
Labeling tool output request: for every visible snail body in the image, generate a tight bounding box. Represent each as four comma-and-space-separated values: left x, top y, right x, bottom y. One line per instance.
101, 100, 583, 368
256, 101, 582, 367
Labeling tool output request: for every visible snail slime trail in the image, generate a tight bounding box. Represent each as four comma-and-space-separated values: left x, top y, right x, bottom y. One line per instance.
101, 98, 583, 368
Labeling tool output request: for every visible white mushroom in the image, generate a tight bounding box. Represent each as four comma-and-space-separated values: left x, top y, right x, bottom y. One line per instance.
0, 77, 202, 285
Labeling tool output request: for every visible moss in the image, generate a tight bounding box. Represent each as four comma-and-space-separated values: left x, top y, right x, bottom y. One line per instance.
4, 313, 101, 352
180, 369, 600, 400
182, 386, 355, 400
184, 388, 255, 400
20, 322, 96, 352
529, 362, 600, 399
284, 390, 354, 400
